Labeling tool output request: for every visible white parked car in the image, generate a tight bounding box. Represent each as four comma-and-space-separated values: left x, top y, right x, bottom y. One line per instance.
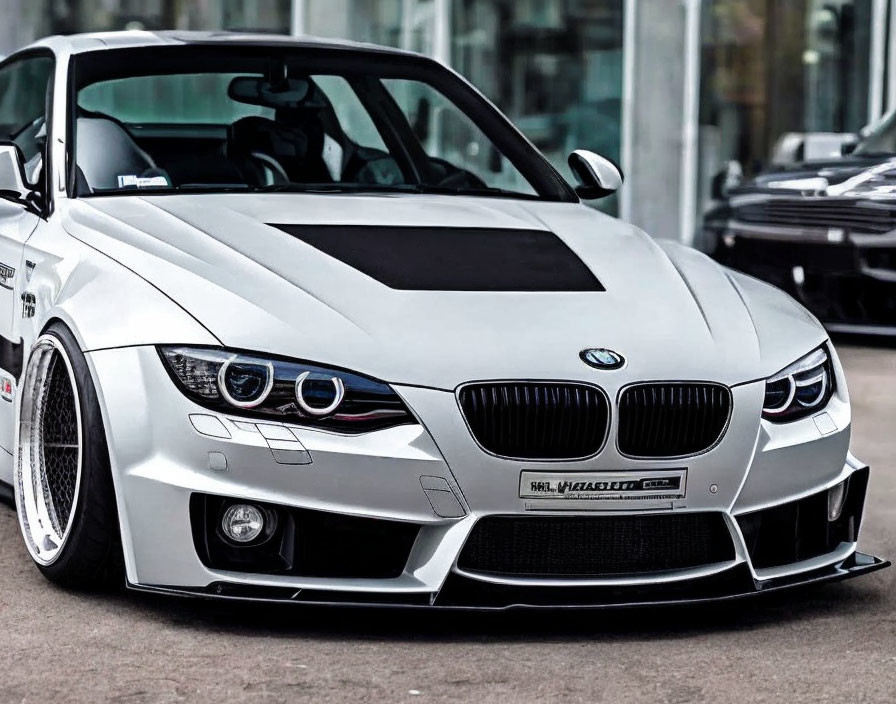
0, 31, 885, 608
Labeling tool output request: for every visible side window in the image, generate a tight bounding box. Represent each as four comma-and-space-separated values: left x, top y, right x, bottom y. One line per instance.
0, 55, 54, 181
0, 56, 53, 155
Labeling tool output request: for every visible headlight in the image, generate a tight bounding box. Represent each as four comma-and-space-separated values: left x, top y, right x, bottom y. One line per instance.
762, 346, 834, 422
158, 346, 416, 433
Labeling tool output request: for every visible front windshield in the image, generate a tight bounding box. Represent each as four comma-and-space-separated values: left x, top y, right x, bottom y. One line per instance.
70, 46, 572, 201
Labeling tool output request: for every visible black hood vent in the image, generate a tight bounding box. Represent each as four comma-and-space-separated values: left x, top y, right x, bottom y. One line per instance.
270, 224, 604, 291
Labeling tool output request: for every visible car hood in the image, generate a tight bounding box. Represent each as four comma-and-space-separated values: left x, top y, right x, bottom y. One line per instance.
63, 193, 825, 389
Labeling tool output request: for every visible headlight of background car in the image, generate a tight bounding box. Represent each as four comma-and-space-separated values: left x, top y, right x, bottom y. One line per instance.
158, 346, 416, 433
762, 346, 834, 422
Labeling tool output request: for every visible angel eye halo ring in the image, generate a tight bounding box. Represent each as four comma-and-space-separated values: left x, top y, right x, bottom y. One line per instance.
217, 355, 275, 408
295, 371, 346, 416
762, 346, 833, 422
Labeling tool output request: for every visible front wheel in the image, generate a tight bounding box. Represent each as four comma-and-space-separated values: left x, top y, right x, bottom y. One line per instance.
15, 323, 122, 588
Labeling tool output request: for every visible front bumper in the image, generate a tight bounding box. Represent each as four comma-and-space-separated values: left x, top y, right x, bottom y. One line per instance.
88, 345, 887, 608
710, 224, 896, 334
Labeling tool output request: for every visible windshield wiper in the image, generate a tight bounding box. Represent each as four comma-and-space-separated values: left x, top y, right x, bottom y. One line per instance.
250, 183, 402, 194
249, 182, 540, 199
400, 184, 539, 199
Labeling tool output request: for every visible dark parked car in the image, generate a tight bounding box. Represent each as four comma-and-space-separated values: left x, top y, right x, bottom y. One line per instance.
705, 118, 896, 335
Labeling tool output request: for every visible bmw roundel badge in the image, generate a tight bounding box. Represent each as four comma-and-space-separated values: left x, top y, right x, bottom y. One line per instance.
580, 348, 625, 370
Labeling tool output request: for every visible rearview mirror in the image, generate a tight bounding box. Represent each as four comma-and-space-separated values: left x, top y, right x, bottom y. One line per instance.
568, 150, 623, 200
0, 143, 30, 202
228, 75, 312, 110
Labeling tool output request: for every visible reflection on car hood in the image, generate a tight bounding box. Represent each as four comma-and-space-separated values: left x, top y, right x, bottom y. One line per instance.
63, 193, 825, 388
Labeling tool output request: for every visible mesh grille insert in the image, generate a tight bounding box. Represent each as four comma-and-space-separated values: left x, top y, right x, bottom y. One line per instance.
457, 514, 735, 578
458, 382, 610, 459
617, 383, 731, 458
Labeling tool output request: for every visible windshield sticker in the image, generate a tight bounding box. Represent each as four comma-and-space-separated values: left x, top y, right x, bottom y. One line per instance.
117, 175, 170, 189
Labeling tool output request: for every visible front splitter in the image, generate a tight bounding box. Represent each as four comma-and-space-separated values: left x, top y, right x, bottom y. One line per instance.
127, 551, 888, 610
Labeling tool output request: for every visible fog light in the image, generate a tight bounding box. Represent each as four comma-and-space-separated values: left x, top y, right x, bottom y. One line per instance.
221, 504, 264, 543
828, 481, 847, 522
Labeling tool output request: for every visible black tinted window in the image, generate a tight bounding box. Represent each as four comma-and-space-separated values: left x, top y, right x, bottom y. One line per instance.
0, 55, 53, 161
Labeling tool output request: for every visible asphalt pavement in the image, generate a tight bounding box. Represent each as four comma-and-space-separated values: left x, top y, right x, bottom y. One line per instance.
1, 343, 894, 703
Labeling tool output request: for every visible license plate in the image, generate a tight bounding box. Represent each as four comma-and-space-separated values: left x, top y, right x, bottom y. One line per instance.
519, 469, 687, 501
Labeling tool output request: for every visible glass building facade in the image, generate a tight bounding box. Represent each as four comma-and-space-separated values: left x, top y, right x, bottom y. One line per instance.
696, 0, 878, 215
0, 0, 894, 241
449, 1, 624, 212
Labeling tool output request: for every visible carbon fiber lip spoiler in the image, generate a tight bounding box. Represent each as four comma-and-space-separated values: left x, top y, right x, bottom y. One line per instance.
128, 551, 888, 611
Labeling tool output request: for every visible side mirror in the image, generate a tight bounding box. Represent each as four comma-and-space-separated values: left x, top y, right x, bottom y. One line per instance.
0, 143, 31, 202
710, 160, 743, 201
568, 150, 623, 200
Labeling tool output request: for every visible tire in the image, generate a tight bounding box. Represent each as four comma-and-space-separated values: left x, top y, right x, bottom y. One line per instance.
14, 322, 123, 589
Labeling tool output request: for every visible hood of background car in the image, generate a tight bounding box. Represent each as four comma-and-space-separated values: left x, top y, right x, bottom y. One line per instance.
63, 193, 825, 389
730, 153, 896, 200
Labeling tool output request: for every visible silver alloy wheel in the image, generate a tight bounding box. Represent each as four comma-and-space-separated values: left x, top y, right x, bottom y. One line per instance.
15, 335, 83, 566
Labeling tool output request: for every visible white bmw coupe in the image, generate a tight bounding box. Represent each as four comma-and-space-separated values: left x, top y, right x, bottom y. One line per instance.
0, 31, 885, 608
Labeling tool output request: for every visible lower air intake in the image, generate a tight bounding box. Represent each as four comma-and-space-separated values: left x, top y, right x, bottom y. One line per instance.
191, 494, 420, 579
737, 467, 869, 569
456, 514, 735, 578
